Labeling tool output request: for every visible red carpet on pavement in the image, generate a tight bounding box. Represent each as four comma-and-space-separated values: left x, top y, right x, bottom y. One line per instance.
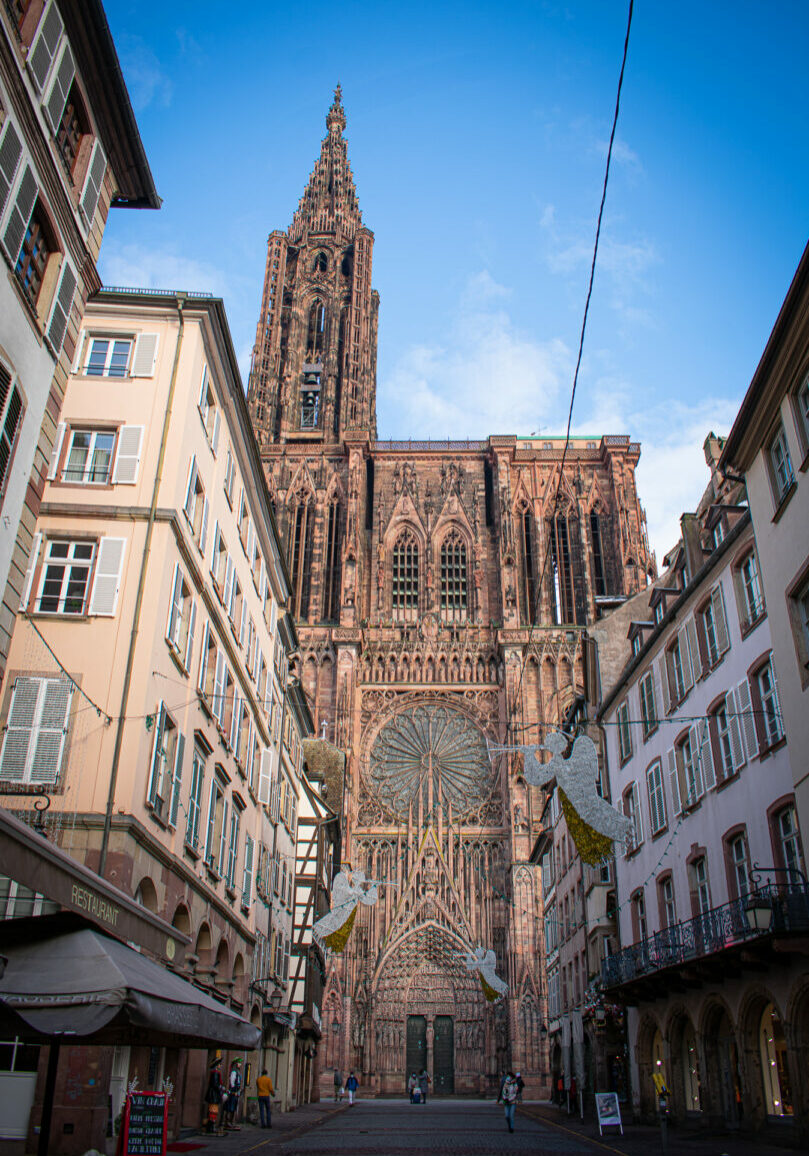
166, 1144, 205, 1152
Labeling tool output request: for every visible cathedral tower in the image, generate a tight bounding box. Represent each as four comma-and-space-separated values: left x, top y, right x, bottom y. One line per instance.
248, 91, 655, 1099
248, 86, 379, 445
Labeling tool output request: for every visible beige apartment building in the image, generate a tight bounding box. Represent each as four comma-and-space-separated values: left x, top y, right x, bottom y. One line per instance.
0, 288, 304, 1150
0, 0, 159, 681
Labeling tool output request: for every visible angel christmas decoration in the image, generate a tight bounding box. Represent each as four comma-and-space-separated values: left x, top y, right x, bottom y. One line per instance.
462, 945, 508, 1002
313, 870, 380, 952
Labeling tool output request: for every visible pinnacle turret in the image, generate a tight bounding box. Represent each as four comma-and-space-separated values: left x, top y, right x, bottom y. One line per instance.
289, 87, 362, 243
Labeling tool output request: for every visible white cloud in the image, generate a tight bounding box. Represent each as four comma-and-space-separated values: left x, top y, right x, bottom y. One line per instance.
117, 35, 173, 112
99, 241, 233, 299
380, 273, 571, 438
595, 136, 643, 176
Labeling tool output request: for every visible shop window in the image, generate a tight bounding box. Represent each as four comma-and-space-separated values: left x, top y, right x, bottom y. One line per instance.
759, 1003, 792, 1117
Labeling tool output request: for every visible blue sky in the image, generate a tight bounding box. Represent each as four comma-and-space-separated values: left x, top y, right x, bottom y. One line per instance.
99, 0, 809, 561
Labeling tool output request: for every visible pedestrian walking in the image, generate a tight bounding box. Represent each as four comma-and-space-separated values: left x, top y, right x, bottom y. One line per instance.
418, 1068, 431, 1104
256, 1068, 273, 1129
502, 1071, 518, 1132
515, 1071, 524, 1103
204, 1058, 224, 1134
346, 1070, 359, 1105
222, 1058, 243, 1130
407, 1073, 418, 1103
333, 1067, 343, 1102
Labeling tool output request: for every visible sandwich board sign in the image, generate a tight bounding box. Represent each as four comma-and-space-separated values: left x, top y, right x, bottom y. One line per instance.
595, 1091, 623, 1136
121, 1091, 168, 1155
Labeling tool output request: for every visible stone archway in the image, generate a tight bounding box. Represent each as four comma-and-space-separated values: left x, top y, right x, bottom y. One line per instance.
371, 922, 490, 1095
666, 1008, 702, 1120
700, 999, 742, 1128
737, 987, 781, 1129
635, 1014, 662, 1120
786, 978, 809, 1139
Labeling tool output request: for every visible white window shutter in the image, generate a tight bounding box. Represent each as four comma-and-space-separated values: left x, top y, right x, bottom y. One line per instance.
112, 425, 144, 484
146, 702, 166, 806
169, 731, 185, 828
658, 656, 671, 715
184, 599, 197, 671
690, 725, 705, 798
131, 333, 159, 377
229, 691, 242, 751
183, 455, 197, 515
667, 748, 681, 816
258, 747, 273, 805
270, 596, 278, 637
0, 119, 23, 222
28, 2, 64, 91
199, 497, 209, 555
211, 410, 221, 456
700, 719, 716, 790
46, 259, 77, 356
679, 626, 694, 691
685, 615, 702, 680
222, 556, 234, 611
713, 586, 730, 654
19, 533, 42, 612
29, 678, 72, 784
47, 422, 66, 480
89, 537, 126, 616
44, 41, 74, 133
197, 621, 210, 691
0, 677, 40, 780
218, 800, 229, 876
3, 164, 38, 263
213, 652, 226, 724
736, 678, 759, 759
726, 689, 746, 770
166, 562, 182, 644
209, 521, 220, 577
80, 138, 107, 226
239, 599, 248, 646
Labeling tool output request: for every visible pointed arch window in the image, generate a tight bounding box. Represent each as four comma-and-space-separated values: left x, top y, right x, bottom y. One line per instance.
313, 252, 328, 274
392, 529, 419, 621
590, 510, 606, 596
550, 514, 576, 624
323, 500, 342, 623
519, 507, 537, 625
306, 301, 326, 360
288, 495, 314, 621
440, 530, 467, 622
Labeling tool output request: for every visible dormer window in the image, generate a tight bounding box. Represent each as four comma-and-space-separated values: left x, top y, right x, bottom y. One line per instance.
653, 601, 664, 626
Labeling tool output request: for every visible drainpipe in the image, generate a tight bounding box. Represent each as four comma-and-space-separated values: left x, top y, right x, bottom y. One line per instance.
99, 295, 186, 877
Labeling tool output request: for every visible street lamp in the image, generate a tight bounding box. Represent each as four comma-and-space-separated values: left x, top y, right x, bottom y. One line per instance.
270, 988, 283, 1011
745, 892, 774, 933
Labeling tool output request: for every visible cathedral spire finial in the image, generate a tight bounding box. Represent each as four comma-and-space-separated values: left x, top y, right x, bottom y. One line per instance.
327, 83, 346, 134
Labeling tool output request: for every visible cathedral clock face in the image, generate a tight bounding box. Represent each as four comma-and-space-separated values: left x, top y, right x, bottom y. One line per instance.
369, 703, 492, 819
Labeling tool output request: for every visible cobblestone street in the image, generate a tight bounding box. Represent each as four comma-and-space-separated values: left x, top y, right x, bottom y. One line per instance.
178, 1100, 801, 1156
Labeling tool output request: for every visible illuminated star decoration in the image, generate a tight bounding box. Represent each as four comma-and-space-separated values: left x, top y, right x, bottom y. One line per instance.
462, 945, 508, 1002
519, 731, 632, 864
313, 870, 379, 953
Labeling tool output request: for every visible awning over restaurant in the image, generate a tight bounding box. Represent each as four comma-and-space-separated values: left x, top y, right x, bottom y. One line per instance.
0, 914, 260, 1050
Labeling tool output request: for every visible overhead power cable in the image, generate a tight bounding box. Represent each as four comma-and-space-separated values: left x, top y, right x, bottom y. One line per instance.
506, 0, 635, 737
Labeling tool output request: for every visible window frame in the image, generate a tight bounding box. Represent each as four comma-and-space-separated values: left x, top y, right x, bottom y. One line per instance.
0, 675, 73, 786
83, 335, 133, 378
61, 427, 117, 485
767, 421, 795, 508
638, 670, 657, 740
34, 537, 95, 616
645, 759, 667, 836
616, 700, 632, 763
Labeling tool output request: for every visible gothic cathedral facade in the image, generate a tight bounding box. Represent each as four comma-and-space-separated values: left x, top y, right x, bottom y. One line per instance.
247, 89, 655, 1095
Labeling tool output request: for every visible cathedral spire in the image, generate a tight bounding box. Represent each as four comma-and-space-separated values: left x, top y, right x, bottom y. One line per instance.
289, 86, 362, 243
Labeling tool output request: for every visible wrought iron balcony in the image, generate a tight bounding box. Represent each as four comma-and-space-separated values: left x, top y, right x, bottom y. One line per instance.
602, 885, 809, 993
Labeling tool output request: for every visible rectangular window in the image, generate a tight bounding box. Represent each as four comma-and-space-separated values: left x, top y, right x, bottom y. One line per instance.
223, 449, 236, 506
225, 804, 241, 890
794, 374, 809, 454
166, 564, 196, 671
0, 361, 25, 498
183, 458, 208, 550
0, 676, 72, 784
146, 704, 184, 824
62, 428, 116, 485
632, 890, 647, 943
653, 600, 664, 626
15, 205, 50, 307
701, 586, 729, 666
242, 833, 254, 908
646, 761, 667, 835
728, 834, 750, 899
776, 805, 804, 880
768, 423, 795, 503
669, 637, 687, 701
639, 671, 657, 739
757, 659, 783, 747
738, 552, 764, 626
35, 539, 94, 615
713, 703, 735, 779
204, 776, 226, 874
85, 337, 132, 377
198, 365, 220, 451
659, 876, 676, 929
678, 729, 704, 807
617, 701, 632, 762
186, 746, 205, 850
692, 856, 711, 916
623, 783, 643, 853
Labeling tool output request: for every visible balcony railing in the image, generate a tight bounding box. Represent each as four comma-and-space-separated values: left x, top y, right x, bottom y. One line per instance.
602, 885, 809, 989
